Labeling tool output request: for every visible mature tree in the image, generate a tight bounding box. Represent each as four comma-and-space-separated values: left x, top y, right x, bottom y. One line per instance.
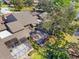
34, 1, 79, 59
24, 0, 33, 6
0, 1, 1, 10
38, 41, 70, 59
38, 0, 79, 38
10, 0, 33, 10
36, 0, 52, 12
10, 0, 24, 10
36, 0, 71, 13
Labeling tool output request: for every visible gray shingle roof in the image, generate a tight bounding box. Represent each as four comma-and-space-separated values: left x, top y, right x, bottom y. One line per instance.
0, 23, 6, 31
6, 21, 24, 33
12, 11, 38, 26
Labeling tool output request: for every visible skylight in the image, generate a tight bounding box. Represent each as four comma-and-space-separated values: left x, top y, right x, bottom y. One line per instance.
0, 30, 12, 39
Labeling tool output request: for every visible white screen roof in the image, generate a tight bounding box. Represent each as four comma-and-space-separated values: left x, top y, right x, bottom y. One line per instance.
0, 30, 12, 39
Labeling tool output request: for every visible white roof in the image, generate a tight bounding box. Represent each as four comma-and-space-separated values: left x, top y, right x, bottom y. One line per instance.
0, 30, 12, 39
11, 44, 31, 58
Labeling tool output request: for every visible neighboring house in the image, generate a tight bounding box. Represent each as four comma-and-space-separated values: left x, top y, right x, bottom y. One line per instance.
0, 11, 40, 59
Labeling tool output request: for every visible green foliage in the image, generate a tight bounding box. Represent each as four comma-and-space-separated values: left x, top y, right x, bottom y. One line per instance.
50, 0, 70, 7
31, 52, 45, 59
28, 1, 79, 59
0, 1, 1, 9
0, 0, 2, 10
36, 0, 52, 12
41, 21, 52, 31
42, 41, 70, 59
24, 0, 33, 6
28, 37, 40, 50
39, 0, 78, 38
10, 0, 24, 11
37, 0, 71, 12
28, 37, 70, 59
10, 0, 33, 11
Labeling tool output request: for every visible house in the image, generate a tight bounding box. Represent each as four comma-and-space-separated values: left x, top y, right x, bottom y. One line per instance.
0, 11, 40, 59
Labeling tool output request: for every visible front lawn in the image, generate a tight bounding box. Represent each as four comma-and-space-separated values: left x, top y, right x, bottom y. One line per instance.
21, 6, 33, 11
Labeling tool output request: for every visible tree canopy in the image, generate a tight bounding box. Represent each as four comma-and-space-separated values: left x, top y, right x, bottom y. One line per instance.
38, 0, 79, 38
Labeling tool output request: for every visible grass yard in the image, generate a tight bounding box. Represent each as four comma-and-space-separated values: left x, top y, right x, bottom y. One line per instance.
31, 52, 44, 59
10, 6, 33, 11
21, 6, 33, 11
1, 4, 8, 7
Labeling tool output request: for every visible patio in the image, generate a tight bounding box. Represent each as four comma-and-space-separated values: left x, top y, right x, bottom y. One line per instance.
30, 29, 48, 45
